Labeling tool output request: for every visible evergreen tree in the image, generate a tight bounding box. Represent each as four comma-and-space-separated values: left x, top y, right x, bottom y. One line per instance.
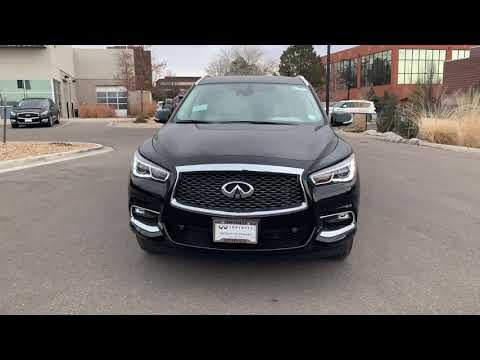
279, 45, 325, 89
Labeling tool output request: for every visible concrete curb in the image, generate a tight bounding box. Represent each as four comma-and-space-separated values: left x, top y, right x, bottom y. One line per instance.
0, 142, 113, 174
337, 130, 480, 154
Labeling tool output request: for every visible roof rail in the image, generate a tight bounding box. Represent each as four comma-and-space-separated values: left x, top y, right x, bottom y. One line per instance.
297, 75, 309, 86
195, 75, 209, 85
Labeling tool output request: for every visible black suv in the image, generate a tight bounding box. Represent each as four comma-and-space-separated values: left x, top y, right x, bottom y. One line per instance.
10, 98, 60, 128
129, 76, 359, 259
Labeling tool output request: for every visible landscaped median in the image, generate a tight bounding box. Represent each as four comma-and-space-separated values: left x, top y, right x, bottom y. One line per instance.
337, 129, 480, 154
0, 141, 113, 174
109, 117, 161, 128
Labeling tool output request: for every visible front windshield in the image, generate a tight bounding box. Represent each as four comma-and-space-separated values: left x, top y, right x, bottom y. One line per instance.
18, 99, 49, 108
173, 83, 325, 125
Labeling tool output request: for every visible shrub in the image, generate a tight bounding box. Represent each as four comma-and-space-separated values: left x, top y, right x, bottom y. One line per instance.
79, 104, 115, 118
129, 102, 157, 117
144, 102, 157, 117
414, 88, 480, 148
376, 91, 400, 133
134, 114, 147, 123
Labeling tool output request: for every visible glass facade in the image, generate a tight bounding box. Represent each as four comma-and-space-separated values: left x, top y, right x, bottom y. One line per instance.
335, 59, 357, 89
397, 49, 447, 84
0, 80, 52, 105
451, 49, 470, 61
96, 86, 128, 110
360, 50, 392, 87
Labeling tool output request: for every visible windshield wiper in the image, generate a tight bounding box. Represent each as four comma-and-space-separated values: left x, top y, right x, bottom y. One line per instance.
175, 120, 298, 125
217, 121, 297, 125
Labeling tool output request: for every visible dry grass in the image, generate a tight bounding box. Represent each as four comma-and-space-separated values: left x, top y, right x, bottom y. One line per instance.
79, 104, 116, 118
411, 88, 480, 148
111, 116, 160, 128
0, 142, 91, 161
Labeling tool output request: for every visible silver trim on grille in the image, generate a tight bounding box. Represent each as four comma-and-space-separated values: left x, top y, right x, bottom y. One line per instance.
17, 112, 40, 121
316, 211, 356, 243
129, 206, 163, 237
170, 163, 308, 217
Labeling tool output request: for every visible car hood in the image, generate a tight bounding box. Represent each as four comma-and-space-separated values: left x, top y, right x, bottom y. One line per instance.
144, 123, 339, 170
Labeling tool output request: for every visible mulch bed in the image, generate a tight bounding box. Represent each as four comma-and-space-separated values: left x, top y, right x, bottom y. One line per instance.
0, 142, 92, 161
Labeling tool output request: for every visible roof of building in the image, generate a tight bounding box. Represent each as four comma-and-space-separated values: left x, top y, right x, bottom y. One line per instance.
198, 75, 305, 85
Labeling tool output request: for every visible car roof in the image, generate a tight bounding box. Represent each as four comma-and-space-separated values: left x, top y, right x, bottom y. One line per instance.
198, 75, 306, 86
338, 100, 372, 103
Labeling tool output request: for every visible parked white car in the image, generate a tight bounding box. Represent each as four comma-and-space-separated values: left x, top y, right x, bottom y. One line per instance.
329, 100, 377, 121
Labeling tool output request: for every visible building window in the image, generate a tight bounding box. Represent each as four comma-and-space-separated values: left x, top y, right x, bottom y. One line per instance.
360, 50, 392, 87
335, 59, 357, 90
96, 86, 128, 110
451, 49, 470, 61
17, 80, 24, 89
398, 48, 447, 85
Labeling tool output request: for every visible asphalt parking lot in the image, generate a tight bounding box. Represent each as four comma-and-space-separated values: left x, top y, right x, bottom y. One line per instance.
1, 120, 479, 314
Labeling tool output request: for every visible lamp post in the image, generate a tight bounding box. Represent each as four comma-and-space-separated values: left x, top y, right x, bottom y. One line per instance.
326, 45, 331, 116
1, 93, 6, 144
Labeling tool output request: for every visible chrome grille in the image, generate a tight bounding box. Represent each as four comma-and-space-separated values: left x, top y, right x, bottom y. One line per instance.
171, 166, 307, 215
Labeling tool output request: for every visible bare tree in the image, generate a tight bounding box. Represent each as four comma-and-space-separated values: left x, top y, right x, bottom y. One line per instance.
152, 59, 167, 86
205, 48, 232, 76
205, 46, 277, 76
114, 49, 136, 91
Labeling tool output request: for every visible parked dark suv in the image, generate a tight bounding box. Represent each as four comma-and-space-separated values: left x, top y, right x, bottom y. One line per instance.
10, 98, 60, 128
129, 76, 359, 259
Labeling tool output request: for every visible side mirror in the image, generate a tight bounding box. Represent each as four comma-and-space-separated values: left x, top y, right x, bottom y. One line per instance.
154, 109, 171, 123
331, 112, 353, 127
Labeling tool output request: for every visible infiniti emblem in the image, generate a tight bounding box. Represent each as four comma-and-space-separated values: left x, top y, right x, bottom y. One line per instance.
221, 181, 254, 199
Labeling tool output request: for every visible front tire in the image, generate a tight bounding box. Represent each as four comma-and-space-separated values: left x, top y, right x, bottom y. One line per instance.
11, 123, 19, 128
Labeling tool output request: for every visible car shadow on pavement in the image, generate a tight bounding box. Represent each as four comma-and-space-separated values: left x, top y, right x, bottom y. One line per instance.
135, 247, 355, 288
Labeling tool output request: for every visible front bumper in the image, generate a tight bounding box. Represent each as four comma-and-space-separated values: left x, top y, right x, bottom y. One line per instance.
11, 116, 49, 125
129, 171, 359, 253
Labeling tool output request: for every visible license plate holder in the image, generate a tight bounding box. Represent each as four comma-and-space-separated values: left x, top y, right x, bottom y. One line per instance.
213, 218, 259, 245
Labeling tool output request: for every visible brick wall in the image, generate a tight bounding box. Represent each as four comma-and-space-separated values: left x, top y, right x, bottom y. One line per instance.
444, 46, 480, 94
319, 45, 472, 101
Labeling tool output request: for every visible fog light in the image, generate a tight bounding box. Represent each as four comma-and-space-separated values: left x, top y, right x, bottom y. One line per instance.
322, 211, 354, 231
41, 118, 48, 122
131, 206, 159, 226
316, 211, 356, 242
134, 207, 146, 216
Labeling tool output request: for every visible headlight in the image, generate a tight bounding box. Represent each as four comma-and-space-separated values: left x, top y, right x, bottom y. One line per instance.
10, 111, 16, 117
309, 153, 356, 185
132, 151, 170, 181
40, 111, 49, 116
